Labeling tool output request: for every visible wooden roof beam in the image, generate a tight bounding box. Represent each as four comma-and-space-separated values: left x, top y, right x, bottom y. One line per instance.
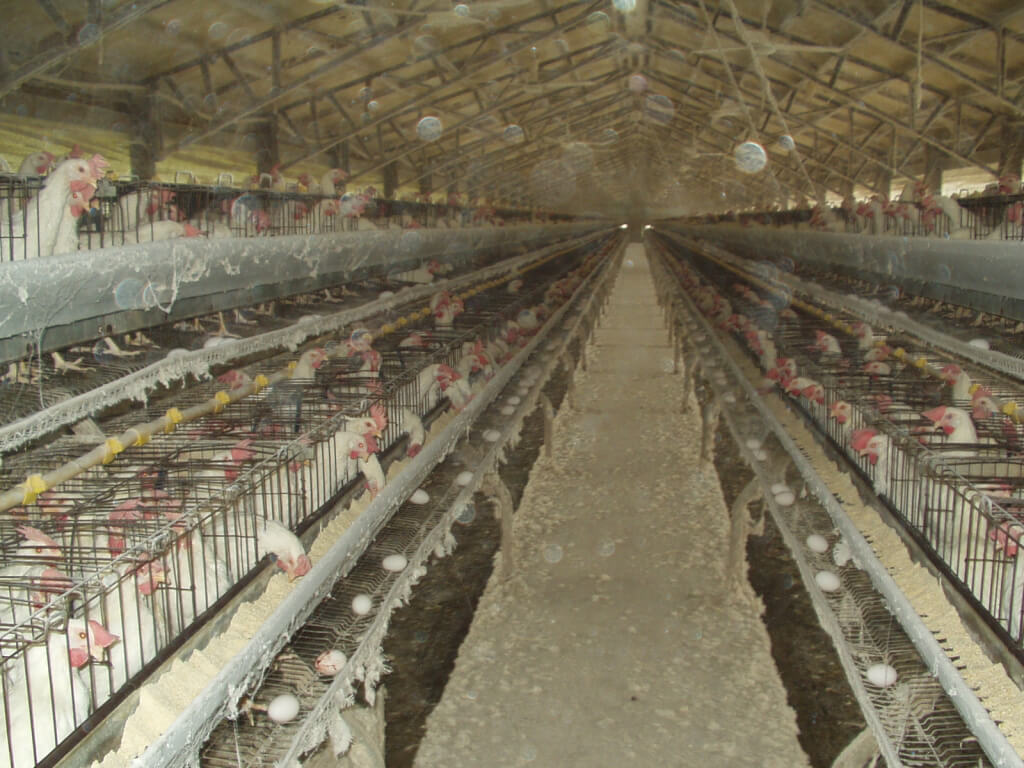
279, 0, 606, 170
810, 0, 1024, 116
0, 0, 172, 99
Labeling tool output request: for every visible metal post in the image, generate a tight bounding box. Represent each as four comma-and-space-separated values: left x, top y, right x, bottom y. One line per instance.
561, 351, 575, 409
728, 477, 763, 592
540, 393, 555, 458
700, 397, 720, 462
482, 473, 516, 580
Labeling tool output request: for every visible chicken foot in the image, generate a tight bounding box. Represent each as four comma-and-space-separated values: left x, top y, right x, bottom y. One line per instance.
102, 336, 141, 358
52, 351, 88, 374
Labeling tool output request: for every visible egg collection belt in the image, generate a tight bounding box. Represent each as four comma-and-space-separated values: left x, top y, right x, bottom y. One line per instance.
0, 229, 620, 768
650, 233, 1024, 768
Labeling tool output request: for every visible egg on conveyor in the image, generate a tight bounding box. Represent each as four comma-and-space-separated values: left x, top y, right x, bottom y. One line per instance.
722, 393, 736, 404
968, 338, 990, 350
483, 429, 502, 442
865, 663, 898, 687
814, 571, 841, 592
315, 649, 348, 676
500, 406, 515, 416
165, 348, 189, 360
410, 489, 430, 504
507, 396, 521, 405
770, 483, 789, 495
774, 490, 795, 507
455, 471, 474, 486
806, 534, 829, 554
352, 594, 373, 615
753, 449, 767, 461
517, 386, 530, 396
382, 554, 408, 572
266, 694, 301, 724
745, 438, 762, 451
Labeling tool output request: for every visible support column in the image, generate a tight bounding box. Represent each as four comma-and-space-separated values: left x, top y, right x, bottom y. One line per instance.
999, 120, 1024, 179
254, 115, 280, 177
922, 144, 945, 193
128, 92, 161, 180
383, 161, 398, 199
876, 162, 892, 199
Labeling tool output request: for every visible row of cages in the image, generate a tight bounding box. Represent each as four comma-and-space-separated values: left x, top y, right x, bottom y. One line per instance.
654, 240, 1024, 656
0, 173, 552, 261
690, 194, 1024, 241
0, 232, 603, 767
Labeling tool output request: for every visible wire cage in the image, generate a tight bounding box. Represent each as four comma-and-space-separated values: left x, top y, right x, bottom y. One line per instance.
0, 175, 46, 262
671, 241, 1024, 657
0, 228, 606, 766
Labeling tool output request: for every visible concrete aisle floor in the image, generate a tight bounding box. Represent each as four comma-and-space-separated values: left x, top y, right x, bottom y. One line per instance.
413, 245, 809, 768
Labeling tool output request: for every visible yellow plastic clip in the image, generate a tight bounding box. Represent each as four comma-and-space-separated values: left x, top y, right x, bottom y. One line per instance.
254, 374, 269, 391
914, 357, 929, 369
287, 360, 298, 371
396, 316, 408, 328
21, 474, 47, 505
103, 437, 125, 464
127, 428, 149, 447
164, 407, 184, 433
968, 383, 980, 395
213, 390, 231, 413
380, 323, 395, 335
893, 347, 906, 360
1003, 401, 1019, 420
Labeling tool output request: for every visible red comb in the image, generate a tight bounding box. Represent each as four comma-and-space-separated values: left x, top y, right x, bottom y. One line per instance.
850, 428, 876, 452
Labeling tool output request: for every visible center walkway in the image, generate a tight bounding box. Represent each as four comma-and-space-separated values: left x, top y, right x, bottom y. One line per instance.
414, 245, 809, 767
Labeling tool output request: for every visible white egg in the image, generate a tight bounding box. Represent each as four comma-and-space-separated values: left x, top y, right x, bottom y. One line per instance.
546, 342, 558, 351
165, 348, 189, 359
745, 438, 762, 450
297, 314, 318, 324
753, 449, 768, 461
500, 406, 516, 416
314, 649, 348, 676
507, 396, 521, 405
483, 429, 502, 442
806, 534, 829, 554
352, 594, 373, 615
770, 483, 789, 495
815, 571, 841, 592
266, 694, 301, 724
722, 393, 736, 403
968, 338, 990, 350
517, 386, 530, 396
774, 490, 796, 507
379, 291, 395, 299
203, 336, 229, 349
455, 471, 474, 486
865, 663, 898, 687
383, 554, 408, 572
410, 489, 430, 504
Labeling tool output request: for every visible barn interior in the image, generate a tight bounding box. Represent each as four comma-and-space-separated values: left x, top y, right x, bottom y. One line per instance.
3, 0, 1024, 766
